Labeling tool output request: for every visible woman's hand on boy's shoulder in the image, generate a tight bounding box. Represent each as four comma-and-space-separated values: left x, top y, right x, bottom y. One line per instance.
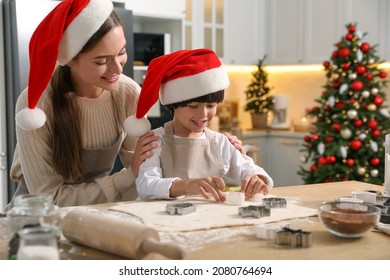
223, 132, 246, 155
131, 131, 160, 176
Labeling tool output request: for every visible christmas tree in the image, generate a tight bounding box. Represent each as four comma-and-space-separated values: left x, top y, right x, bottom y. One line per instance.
244, 55, 274, 114
298, 23, 389, 185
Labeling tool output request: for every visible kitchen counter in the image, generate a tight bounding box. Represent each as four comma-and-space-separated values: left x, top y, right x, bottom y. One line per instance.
59, 181, 390, 260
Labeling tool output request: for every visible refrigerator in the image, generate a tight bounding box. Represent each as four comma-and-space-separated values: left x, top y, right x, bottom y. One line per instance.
0, 0, 134, 210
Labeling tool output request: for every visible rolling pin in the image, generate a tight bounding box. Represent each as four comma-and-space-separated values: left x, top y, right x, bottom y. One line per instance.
61, 209, 185, 260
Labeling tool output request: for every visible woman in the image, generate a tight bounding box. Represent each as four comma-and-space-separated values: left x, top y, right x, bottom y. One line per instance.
7, 0, 244, 209
8, 0, 158, 208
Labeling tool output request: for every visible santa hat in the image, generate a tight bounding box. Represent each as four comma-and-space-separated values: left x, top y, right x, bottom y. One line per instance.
15, 0, 113, 131
124, 48, 230, 137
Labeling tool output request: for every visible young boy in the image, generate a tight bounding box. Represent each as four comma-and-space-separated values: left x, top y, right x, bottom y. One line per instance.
126, 49, 274, 201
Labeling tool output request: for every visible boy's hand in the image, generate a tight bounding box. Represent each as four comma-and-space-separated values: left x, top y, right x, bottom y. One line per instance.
241, 174, 270, 199
171, 176, 226, 202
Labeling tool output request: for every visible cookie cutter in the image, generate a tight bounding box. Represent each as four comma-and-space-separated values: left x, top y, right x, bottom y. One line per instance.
377, 205, 390, 224
255, 223, 289, 240
274, 227, 313, 248
262, 197, 287, 208
238, 205, 271, 218
165, 203, 196, 215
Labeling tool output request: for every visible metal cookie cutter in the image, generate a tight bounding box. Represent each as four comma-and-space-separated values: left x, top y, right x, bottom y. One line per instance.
255, 223, 289, 240
238, 205, 271, 218
165, 203, 196, 215
262, 197, 287, 208
274, 227, 312, 248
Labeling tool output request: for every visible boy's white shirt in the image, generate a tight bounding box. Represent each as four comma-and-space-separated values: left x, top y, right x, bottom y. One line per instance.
136, 127, 274, 200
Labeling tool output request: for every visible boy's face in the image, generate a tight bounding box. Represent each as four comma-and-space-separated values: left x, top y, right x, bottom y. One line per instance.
172, 102, 218, 138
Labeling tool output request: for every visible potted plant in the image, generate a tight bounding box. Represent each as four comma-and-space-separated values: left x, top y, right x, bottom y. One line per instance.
244, 55, 274, 129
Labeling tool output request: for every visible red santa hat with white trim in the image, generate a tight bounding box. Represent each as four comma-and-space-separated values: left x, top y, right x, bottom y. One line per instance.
124, 48, 230, 137
15, 0, 113, 131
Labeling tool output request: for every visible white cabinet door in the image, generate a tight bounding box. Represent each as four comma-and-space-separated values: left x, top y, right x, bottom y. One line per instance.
185, 0, 225, 58
223, 0, 266, 64
267, 0, 304, 65
266, 136, 306, 187
244, 132, 308, 187
125, 0, 185, 19
267, 0, 388, 65
341, 0, 389, 61
302, 0, 344, 64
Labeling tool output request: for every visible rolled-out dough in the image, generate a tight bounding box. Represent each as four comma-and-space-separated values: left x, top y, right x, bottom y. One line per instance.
109, 195, 318, 232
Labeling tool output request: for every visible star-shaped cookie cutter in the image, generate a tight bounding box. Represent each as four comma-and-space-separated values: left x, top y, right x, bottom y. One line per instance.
165, 203, 196, 215
238, 205, 271, 218
274, 227, 312, 248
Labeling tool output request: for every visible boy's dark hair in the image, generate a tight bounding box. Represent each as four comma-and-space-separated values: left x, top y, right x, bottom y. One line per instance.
166, 90, 225, 115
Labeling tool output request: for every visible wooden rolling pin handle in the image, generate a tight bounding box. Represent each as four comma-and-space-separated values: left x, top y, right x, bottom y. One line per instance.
142, 238, 185, 260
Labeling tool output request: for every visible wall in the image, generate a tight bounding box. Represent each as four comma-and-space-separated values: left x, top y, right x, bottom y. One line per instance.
224, 65, 390, 131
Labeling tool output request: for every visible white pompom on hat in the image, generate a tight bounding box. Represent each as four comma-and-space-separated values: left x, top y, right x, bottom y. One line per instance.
15, 0, 113, 131
124, 48, 230, 137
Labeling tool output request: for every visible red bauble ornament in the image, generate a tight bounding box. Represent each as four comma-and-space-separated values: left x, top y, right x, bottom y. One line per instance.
326, 155, 336, 164
360, 43, 370, 53
346, 159, 354, 166
345, 33, 353, 41
367, 119, 378, 129
304, 136, 311, 142
380, 71, 387, 78
373, 96, 383, 106
339, 47, 350, 58
324, 136, 334, 143
318, 156, 327, 166
370, 158, 380, 166
335, 102, 346, 108
332, 82, 340, 89
356, 65, 366, 75
366, 73, 373, 80
310, 164, 317, 172
342, 63, 350, 69
350, 139, 362, 150
348, 25, 356, 33
353, 119, 363, 127
332, 51, 338, 57
372, 129, 381, 137
333, 123, 341, 132
311, 134, 319, 141
351, 80, 363, 91
323, 61, 330, 68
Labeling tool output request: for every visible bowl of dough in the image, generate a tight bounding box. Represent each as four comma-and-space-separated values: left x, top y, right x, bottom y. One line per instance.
318, 201, 381, 238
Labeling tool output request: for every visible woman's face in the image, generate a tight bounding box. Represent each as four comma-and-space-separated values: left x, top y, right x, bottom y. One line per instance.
68, 26, 127, 98
172, 102, 218, 138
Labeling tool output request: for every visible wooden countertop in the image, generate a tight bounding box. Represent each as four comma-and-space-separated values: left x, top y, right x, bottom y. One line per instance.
60, 181, 390, 260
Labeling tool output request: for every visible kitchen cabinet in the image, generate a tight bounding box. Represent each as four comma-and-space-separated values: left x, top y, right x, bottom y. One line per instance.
185, 0, 267, 65
223, 0, 266, 64
243, 130, 309, 187
185, 0, 225, 58
266, 0, 390, 65
124, 0, 185, 19
124, 0, 185, 53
